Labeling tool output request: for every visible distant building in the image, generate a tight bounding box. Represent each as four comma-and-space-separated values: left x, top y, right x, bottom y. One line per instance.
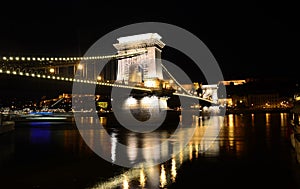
219, 79, 246, 86
221, 78, 294, 110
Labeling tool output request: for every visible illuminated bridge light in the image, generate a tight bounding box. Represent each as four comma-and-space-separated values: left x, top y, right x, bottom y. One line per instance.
0, 50, 213, 103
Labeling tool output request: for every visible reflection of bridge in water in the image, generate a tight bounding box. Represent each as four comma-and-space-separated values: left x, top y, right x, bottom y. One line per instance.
0, 33, 220, 110
75, 114, 224, 189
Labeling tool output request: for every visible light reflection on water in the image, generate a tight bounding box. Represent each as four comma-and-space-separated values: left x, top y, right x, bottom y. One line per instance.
86, 114, 224, 189
0, 112, 291, 188
86, 112, 290, 189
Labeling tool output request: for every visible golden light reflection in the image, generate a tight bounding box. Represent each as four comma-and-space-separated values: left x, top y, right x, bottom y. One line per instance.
266, 113, 271, 126
228, 114, 234, 127
195, 142, 199, 159
171, 157, 177, 183
88, 115, 226, 189
236, 114, 241, 125
179, 150, 183, 165
89, 116, 94, 124
140, 168, 146, 188
228, 115, 234, 147
251, 113, 255, 126
280, 113, 288, 127
123, 175, 129, 189
189, 144, 193, 160
160, 164, 167, 188
99, 117, 107, 127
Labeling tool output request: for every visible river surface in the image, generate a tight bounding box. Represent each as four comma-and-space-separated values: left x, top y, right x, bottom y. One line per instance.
1, 112, 300, 188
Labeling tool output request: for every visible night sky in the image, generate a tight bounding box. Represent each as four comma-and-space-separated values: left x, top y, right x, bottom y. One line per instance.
0, 0, 299, 100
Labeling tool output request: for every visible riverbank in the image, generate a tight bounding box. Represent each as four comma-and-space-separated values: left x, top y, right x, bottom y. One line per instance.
225, 108, 292, 114
0, 114, 15, 135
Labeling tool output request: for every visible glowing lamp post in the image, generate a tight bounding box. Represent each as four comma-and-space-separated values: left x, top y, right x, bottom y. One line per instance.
49, 68, 55, 74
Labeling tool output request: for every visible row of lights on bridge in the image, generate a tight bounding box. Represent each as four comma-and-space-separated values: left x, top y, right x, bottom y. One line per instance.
0, 68, 151, 92
1, 56, 111, 62
0, 50, 148, 62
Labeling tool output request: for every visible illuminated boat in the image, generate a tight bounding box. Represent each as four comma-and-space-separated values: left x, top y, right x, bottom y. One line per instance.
14, 111, 74, 123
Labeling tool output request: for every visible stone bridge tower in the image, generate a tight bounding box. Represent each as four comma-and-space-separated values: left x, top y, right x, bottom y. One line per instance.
113, 33, 165, 86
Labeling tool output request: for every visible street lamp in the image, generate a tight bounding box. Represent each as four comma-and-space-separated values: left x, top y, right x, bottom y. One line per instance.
49, 68, 55, 74
77, 64, 83, 70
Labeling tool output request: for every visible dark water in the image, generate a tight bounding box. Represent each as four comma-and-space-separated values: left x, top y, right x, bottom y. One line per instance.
1, 112, 300, 189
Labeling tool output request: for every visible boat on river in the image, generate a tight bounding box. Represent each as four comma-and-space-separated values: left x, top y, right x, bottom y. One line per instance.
13, 111, 74, 124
